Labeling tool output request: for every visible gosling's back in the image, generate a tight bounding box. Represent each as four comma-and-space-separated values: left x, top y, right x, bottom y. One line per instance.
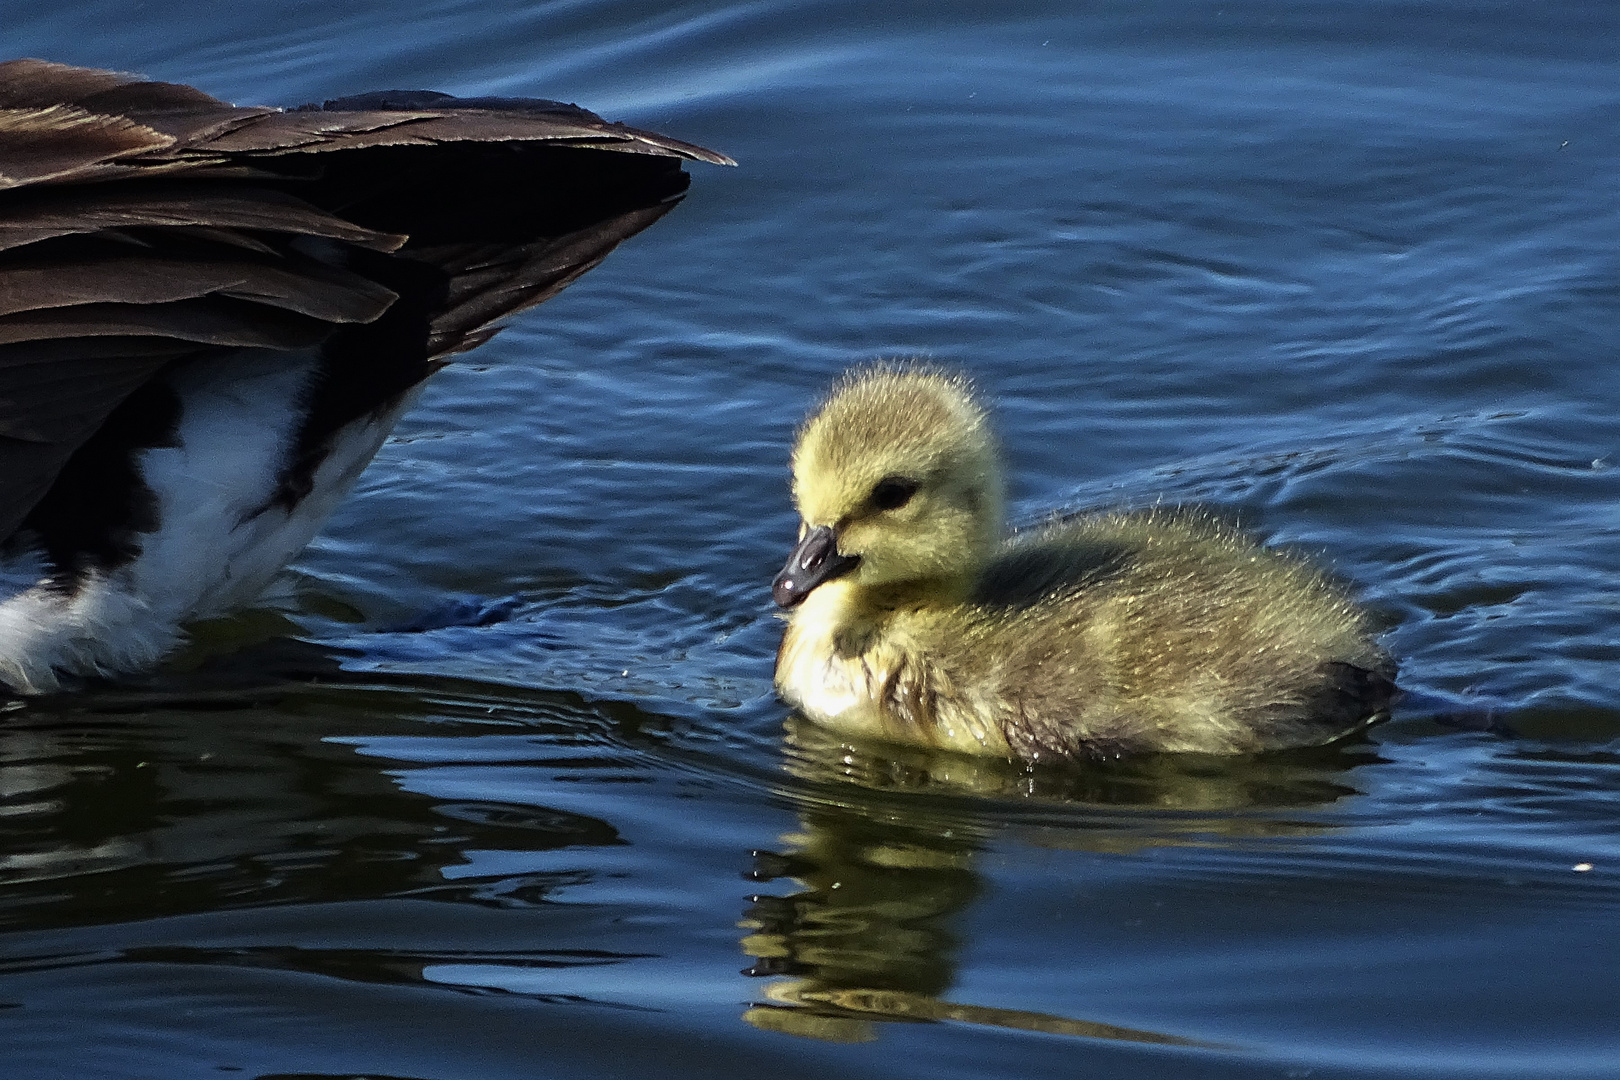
932, 510, 1394, 757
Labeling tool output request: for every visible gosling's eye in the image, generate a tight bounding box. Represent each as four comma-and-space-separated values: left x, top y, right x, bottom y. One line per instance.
870, 475, 919, 511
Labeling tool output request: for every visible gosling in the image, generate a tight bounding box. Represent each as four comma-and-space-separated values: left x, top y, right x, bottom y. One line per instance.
771, 366, 1396, 759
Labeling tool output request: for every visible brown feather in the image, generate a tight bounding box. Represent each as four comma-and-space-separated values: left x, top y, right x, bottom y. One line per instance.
0, 252, 397, 322
0, 60, 142, 108
0, 185, 407, 251
0, 58, 729, 545
0, 107, 171, 188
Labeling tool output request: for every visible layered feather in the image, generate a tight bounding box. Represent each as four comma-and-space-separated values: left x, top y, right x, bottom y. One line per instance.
0, 58, 731, 547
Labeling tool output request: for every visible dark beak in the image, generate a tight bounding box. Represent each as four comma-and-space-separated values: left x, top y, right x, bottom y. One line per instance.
772, 524, 860, 608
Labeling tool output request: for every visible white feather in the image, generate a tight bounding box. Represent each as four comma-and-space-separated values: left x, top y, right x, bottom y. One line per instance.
0, 349, 416, 692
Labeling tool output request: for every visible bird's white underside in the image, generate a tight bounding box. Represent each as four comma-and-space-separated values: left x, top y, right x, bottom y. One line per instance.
0, 349, 415, 693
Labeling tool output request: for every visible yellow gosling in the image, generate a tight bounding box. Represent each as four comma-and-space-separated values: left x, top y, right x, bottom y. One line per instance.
771, 366, 1395, 759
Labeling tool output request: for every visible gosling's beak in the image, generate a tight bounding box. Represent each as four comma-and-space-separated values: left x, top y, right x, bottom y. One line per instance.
772, 524, 860, 608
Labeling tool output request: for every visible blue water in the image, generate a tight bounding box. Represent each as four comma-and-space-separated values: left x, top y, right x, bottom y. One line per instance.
4, 2, 1619, 1078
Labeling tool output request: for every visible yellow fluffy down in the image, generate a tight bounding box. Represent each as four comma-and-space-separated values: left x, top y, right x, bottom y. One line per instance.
774, 365, 1395, 759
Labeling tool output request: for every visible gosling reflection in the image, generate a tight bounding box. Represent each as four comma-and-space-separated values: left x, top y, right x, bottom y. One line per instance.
739, 800, 1217, 1046
741, 715, 1375, 1042
741, 803, 980, 995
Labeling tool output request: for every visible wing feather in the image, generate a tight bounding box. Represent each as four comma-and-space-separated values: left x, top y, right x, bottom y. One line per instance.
0, 59, 729, 543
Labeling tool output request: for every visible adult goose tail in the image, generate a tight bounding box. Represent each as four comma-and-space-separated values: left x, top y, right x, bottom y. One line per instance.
0, 59, 730, 692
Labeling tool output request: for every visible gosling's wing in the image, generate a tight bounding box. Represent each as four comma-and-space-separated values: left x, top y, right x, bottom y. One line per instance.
973, 534, 1134, 608
977, 508, 1270, 608
0, 59, 730, 544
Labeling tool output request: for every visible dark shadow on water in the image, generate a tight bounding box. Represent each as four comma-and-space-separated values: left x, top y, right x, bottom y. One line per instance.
0, 942, 658, 1007
0, 637, 668, 938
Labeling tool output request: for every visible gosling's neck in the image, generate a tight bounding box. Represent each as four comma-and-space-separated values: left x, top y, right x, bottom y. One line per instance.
780, 564, 1015, 756
794, 570, 979, 659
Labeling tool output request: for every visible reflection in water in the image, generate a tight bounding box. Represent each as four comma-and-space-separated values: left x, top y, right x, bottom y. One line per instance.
739, 801, 1221, 1047
0, 647, 633, 938
1, 943, 654, 1002
742, 713, 1378, 1042
777, 712, 1373, 822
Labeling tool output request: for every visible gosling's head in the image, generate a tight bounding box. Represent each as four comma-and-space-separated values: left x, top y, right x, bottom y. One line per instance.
773, 365, 1005, 608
